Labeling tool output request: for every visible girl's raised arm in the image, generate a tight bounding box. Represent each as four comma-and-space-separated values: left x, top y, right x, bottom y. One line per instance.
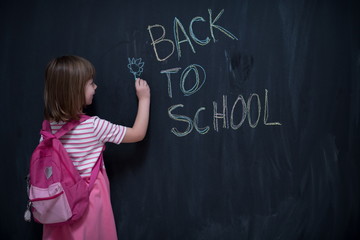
122, 78, 151, 143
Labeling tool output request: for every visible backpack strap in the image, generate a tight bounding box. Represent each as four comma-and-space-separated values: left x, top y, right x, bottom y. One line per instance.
41, 114, 101, 190
41, 115, 91, 139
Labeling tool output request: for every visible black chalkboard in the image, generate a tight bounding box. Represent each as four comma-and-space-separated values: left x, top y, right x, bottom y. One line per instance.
1, 0, 359, 239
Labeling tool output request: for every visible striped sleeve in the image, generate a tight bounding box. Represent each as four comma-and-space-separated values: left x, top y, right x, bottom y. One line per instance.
92, 117, 127, 144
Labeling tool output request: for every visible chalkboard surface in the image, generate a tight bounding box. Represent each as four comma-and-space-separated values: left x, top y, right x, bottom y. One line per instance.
1, 0, 359, 239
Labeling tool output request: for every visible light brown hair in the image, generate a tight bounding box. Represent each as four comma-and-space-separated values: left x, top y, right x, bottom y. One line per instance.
44, 55, 95, 122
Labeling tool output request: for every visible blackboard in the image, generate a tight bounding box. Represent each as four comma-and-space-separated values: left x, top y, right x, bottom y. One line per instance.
1, 0, 359, 239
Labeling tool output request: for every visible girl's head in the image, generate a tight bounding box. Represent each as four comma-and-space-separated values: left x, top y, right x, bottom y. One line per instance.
44, 55, 96, 122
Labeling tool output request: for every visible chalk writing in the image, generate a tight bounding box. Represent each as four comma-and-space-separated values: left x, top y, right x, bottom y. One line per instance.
168, 104, 210, 137
264, 89, 282, 126
230, 95, 247, 129
247, 93, 261, 128
214, 90, 282, 131
180, 64, 206, 96
213, 95, 229, 132
168, 90, 281, 136
208, 9, 238, 42
147, 25, 175, 61
147, 8, 281, 137
160, 68, 181, 98
148, 9, 238, 61
161, 64, 206, 97
168, 104, 193, 137
174, 17, 196, 60
189, 17, 210, 46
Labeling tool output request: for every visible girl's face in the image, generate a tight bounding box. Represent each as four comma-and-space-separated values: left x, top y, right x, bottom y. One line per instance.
85, 79, 97, 105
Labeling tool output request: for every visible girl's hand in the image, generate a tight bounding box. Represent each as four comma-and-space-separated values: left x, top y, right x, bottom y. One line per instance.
135, 78, 150, 101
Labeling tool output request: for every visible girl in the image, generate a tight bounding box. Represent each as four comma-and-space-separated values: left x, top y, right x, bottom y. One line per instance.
42, 55, 150, 239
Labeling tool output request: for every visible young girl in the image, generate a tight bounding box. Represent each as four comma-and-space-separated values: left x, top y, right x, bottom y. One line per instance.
42, 55, 150, 239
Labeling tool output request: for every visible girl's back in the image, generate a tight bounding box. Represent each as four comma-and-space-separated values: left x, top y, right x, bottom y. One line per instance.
48, 116, 126, 177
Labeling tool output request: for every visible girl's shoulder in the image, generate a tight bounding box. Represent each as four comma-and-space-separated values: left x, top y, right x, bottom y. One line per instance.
82, 116, 119, 128
49, 116, 100, 130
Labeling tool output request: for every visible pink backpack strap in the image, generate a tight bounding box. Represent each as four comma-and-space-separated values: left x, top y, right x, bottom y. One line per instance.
41, 115, 91, 139
41, 115, 101, 190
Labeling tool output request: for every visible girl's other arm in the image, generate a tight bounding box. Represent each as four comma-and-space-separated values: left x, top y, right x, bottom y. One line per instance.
122, 78, 151, 143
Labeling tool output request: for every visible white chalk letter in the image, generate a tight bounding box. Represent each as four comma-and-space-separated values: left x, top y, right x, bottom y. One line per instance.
168, 104, 193, 137
147, 24, 175, 62
160, 68, 181, 98
247, 93, 261, 128
230, 95, 247, 129
173, 17, 196, 60
213, 95, 229, 132
264, 89, 282, 126
208, 9, 238, 42
180, 64, 206, 96
189, 17, 210, 46
194, 107, 210, 134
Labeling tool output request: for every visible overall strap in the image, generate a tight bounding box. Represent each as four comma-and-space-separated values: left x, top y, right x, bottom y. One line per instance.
88, 146, 105, 190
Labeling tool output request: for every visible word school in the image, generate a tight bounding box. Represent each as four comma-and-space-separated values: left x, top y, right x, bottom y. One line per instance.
168, 90, 282, 137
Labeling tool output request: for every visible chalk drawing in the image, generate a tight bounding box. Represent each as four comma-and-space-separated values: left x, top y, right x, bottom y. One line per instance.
128, 57, 145, 80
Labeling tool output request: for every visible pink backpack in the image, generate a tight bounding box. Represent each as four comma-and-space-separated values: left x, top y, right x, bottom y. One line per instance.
24, 115, 102, 225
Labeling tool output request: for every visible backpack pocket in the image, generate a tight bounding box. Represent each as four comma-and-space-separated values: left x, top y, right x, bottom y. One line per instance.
29, 182, 72, 224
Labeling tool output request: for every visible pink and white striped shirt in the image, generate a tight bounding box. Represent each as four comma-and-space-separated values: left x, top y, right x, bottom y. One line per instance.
47, 116, 126, 177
